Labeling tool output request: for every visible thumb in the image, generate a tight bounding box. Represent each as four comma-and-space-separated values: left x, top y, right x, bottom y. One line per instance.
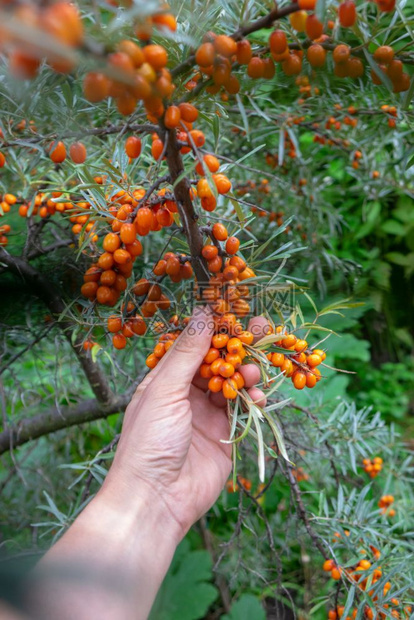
150, 306, 214, 395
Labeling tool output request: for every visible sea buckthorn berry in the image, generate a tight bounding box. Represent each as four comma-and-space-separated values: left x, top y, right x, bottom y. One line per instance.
120, 223, 136, 245
49, 141, 66, 163
103, 233, 121, 253
212, 333, 229, 349
239, 331, 254, 346
323, 559, 336, 572
237, 40, 252, 65
125, 136, 142, 158
202, 244, 219, 260
143, 44, 168, 70
113, 333, 127, 350
69, 142, 87, 164
247, 57, 265, 79
305, 372, 317, 388
271, 352, 285, 367
331, 568, 342, 580
299, 0, 316, 7
222, 378, 238, 399
164, 105, 181, 129
295, 339, 308, 352
307, 353, 322, 367
81, 281, 98, 298
305, 14, 323, 40
178, 103, 198, 122
146, 352, 159, 368
282, 334, 297, 348
281, 357, 294, 377
262, 57, 276, 79
282, 54, 302, 76
113, 248, 132, 264
208, 256, 223, 273
208, 375, 224, 392
195, 42, 215, 67
212, 223, 228, 241
269, 30, 287, 55
227, 338, 243, 354
312, 349, 326, 359
292, 371, 306, 390
232, 372, 245, 389
100, 270, 117, 286
213, 174, 231, 194
374, 46, 394, 64
229, 256, 246, 272
338, 0, 357, 26
204, 347, 220, 364
83, 72, 110, 102
307, 44, 326, 68
154, 342, 166, 358
290, 10, 307, 32
132, 278, 150, 296
189, 130, 206, 147
214, 35, 237, 57
98, 252, 115, 270
219, 362, 235, 378
333, 44, 351, 64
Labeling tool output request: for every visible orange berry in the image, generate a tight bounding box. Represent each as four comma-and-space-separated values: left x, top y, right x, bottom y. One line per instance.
125, 136, 142, 158
214, 35, 237, 57
49, 141, 66, 163
305, 14, 323, 40
120, 223, 136, 245
339, 0, 357, 26
195, 42, 215, 67
331, 568, 341, 580
113, 333, 127, 350
222, 378, 238, 399
143, 44, 168, 70
103, 233, 121, 253
269, 30, 287, 55
208, 375, 224, 393
292, 371, 306, 390
323, 559, 335, 572
271, 352, 285, 367
307, 353, 322, 367
282, 334, 297, 348
236, 40, 252, 65
164, 105, 181, 129
69, 142, 87, 164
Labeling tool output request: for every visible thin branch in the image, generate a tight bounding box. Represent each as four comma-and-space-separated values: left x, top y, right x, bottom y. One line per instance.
0, 394, 130, 455
164, 129, 210, 283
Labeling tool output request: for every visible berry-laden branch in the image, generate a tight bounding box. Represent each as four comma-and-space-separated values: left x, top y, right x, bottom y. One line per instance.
0, 247, 114, 405
164, 128, 210, 284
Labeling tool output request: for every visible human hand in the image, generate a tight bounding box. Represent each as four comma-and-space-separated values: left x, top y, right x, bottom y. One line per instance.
103, 306, 269, 541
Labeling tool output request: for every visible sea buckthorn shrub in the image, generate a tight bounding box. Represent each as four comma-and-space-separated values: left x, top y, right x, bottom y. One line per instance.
0, 0, 413, 616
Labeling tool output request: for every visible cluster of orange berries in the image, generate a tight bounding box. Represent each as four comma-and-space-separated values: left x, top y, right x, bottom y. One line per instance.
325, 552, 411, 619
378, 494, 396, 517
267, 332, 326, 390
0, 194, 17, 246
80, 181, 186, 308
1, 1, 83, 79
83, 33, 176, 118
200, 323, 254, 400
105, 303, 148, 350
145, 324, 182, 368
362, 456, 383, 478
0, 223, 11, 247
371, 46, 410, 94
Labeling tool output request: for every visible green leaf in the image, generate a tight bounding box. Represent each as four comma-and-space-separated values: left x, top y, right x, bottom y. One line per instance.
222, 594, 266, 620
381, 220, 407, 236
149, 540, 218, 620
